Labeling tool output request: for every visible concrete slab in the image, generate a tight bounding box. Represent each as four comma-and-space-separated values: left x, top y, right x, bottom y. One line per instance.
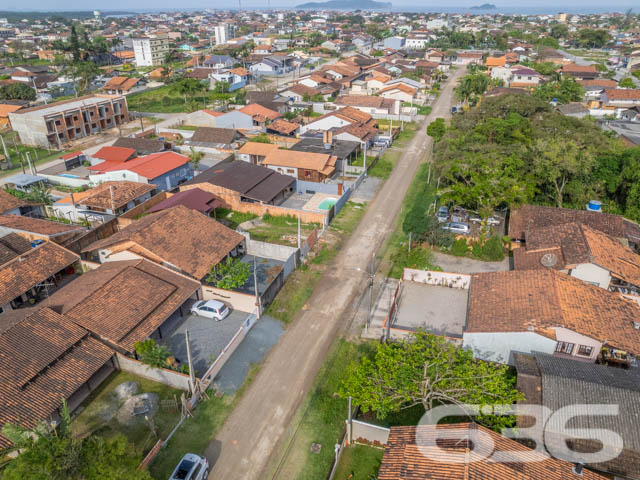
394, 281, 468, 338
213, 315, 284, 394
350, 176, 382, 203
279, 192, 313, 210
235, 254, 284, 296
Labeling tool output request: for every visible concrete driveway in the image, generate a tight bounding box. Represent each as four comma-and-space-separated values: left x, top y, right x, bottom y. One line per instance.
161, 308, 252, 376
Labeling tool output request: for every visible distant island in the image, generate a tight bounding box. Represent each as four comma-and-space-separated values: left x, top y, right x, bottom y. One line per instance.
296, 0, 392, 9
470, 3, 497, 9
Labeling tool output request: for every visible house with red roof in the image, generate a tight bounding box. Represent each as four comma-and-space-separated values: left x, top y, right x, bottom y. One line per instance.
88, 151, 193, 191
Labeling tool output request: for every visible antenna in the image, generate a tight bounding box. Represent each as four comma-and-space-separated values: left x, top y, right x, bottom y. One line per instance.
238, 0, 242, 11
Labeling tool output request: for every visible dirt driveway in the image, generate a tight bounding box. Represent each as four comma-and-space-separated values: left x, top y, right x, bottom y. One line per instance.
205, 67, 467, 480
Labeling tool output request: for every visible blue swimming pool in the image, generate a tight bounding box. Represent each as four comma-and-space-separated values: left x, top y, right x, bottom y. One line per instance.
318, 198, 337, 210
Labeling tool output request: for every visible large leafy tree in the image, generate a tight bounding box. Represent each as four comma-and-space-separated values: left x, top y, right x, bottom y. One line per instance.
339, 332, 523, 430
0, 82, 36, 100
533, 78, 585, 104
1, 400, 151, 480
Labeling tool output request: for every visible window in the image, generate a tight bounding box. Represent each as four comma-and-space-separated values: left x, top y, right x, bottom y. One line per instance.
555, 341, 574, 355
577, 345, 593, 357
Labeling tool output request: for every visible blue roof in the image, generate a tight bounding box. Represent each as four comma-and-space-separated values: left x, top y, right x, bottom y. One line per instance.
5, 174, 48, 187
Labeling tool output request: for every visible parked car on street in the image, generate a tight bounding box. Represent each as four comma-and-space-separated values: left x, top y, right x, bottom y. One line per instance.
190, 300, 230, 321
436, 206, 449, 223
486, 216, 501, 226
443, 222, 471, 234
469, 213, 482, 224
170, 453, 208, 480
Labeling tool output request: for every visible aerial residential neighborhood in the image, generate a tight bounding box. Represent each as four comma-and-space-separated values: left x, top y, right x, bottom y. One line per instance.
1, 3, 640, 480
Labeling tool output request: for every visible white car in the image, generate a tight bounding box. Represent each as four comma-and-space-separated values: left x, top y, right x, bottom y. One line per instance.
169, 453, 208, 480
443, 222, 471, 234
190, 300, 230, 321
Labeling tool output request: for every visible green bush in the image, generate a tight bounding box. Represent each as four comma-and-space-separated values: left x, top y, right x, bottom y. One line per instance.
451, 238, 469, 256
481, 235, 505, 261
391, 245, 438, 272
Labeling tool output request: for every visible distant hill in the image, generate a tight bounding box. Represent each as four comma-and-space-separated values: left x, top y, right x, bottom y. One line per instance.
296, 0, 392, 9
470, 3, 497, 9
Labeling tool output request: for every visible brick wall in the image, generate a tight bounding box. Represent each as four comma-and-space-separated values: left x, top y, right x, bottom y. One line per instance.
118, 191, 172, 228
182, 183, 328, 224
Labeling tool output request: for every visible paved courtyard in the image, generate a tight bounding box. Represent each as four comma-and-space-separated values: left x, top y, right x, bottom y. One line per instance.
161, 307, 251, 375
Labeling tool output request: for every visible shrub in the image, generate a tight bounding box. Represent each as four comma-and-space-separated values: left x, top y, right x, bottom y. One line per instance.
451, 238, 469, 256
481, 235, 505, 261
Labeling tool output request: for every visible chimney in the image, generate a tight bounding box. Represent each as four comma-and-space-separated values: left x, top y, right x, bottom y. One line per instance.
572, 463, 583, 476
323, 130, 328, 144
328, 130, 333, 144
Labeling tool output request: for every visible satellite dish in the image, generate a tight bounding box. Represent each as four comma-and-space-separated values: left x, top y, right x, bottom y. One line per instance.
541, 253, 558, 268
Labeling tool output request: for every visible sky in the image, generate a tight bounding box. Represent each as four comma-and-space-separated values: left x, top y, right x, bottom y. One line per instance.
2, 0, 638, 13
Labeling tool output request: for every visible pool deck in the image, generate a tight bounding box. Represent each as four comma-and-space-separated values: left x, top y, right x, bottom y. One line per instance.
302, 192, 339, 212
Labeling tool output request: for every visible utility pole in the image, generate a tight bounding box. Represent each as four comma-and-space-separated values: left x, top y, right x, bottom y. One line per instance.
253, 256, 262, 318
297, 213, 301, 249
185, 330, 196, 395
0, 135, 10, 164
363, 142, 367, 176
408, 232, 412, 253
347, 396, 353, 444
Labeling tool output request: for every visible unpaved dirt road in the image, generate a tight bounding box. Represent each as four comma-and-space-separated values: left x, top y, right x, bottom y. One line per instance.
206, 67, 465, 479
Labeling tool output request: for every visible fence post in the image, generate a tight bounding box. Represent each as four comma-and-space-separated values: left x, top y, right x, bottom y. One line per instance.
185, 330, 196, 395
347, 396, 353, 445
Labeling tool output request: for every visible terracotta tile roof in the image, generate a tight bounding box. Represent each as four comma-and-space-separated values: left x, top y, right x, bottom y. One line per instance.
237, 142, 280, 156
229, 67, 250, 76
0, 233, 33, 265
191, 127, 237, 145
605, 89, 640, 101
0, 240, 79, 306
82, 205, 244, 280
509, 204, 640, 244
0, 189, 34, 214
562, 62, 598, 73
485, 55, 507, 67
90, 146, 137, 164
262, 149, 337, 176
578, 79, 618, 89
112, 137, 165, 155
239, 103, 281, 122
0, 214, 85, 237
336, 95, 388, 108
582, 224, 640, 286
467, 269, 640, 354
333, 106, 373, 124
0, 307, 114, 448
104, 76, 140, 91
0, 103, 23, 118
203, 109, 223, 117
267, 119, 299, 135
379, 423, 607, 480
286, 83, 319, 97
148, 188, 221, 214
44, 259, 200, 353
55, 181, 156, 211
379, 83, 418, 95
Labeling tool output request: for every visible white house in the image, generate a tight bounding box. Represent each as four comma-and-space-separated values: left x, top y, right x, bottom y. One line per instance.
463, 269, 640, 365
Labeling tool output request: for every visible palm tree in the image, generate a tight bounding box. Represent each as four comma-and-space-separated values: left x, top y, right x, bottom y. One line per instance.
189, 147, 203, 174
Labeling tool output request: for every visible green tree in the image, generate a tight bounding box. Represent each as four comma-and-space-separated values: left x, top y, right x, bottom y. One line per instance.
632, 70, 640, 81
532, 138, 595, 207
550, 23, 569, 39
206, 257, 251, 290
174, 78, 205, 104
339, 332, 523, 430
188, 147, 203, 172
426, 117, 446, 143
64, 61, 99, 96
619, 77, 636, 88
577, 29, 611, 48
134, 339, 171, 368
1, 400, 150, 480
0, 82, 36, 100
533, 78, 585, 104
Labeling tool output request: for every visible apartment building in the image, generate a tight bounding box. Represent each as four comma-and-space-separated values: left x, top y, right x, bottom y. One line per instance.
8, 94, 129, 148
213, 24, 234, 45
132, 34, 169, 67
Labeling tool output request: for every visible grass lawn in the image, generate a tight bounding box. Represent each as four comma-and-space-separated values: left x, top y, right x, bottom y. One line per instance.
403, 103, 432, 116
267, 339, 375, 479
392, 122, 419, 148
127, 84, 237, 113
368, 149, 401, 179
173, 125, 199, 131
148, 363, 263, 479
266, 202, 366, 323
248, 214, 319, 247
333, 444, 384, 480
72, 371, 183, 457
213, 208, 258, 230
377, 163, 439, 278
0, 131, 69, 178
